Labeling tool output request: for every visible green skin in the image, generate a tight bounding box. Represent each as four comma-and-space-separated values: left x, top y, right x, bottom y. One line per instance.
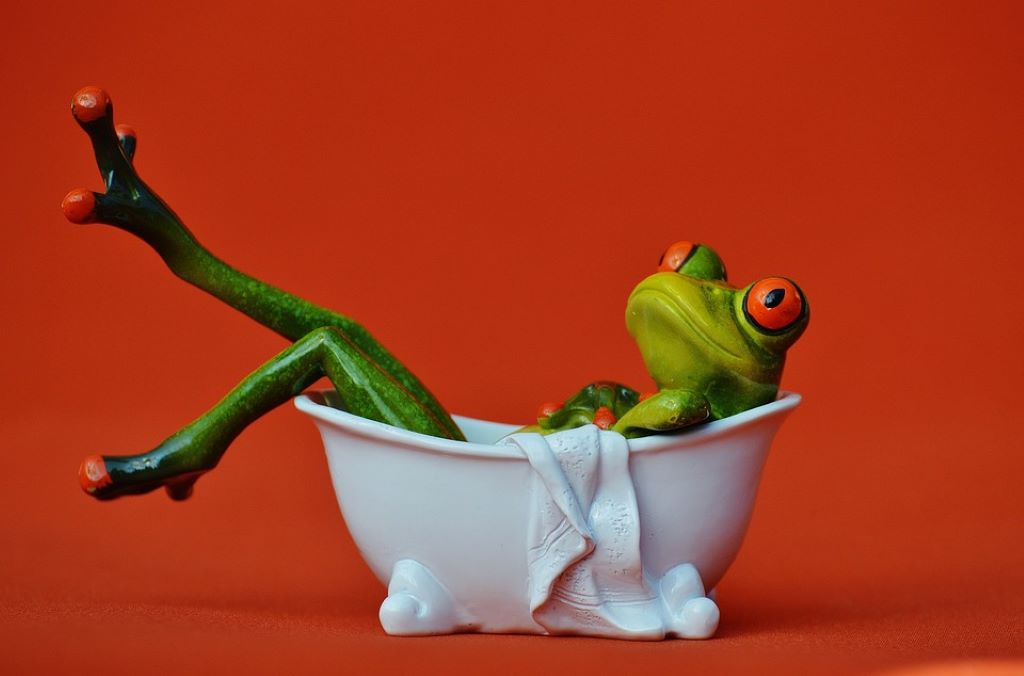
526, 247, 808, 436
67, 90, 808, 501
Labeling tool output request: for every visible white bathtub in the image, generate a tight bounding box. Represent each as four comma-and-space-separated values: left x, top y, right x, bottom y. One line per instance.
294, 391, 800, 639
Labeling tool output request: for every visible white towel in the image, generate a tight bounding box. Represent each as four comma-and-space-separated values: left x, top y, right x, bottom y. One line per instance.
501, 425, 666, 639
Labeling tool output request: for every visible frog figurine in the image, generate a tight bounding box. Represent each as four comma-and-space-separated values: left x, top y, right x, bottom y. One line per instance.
64, 87, 809, 501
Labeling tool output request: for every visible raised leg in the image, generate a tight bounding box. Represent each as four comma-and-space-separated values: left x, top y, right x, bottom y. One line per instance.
79, 326, 453, 500
62, 87, 462, 441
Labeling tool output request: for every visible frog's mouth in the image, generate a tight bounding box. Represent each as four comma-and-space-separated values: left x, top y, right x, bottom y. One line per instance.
627, 287, 744, 361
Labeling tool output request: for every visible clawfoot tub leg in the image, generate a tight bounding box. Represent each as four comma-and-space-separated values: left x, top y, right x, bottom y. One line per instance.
379, 560, 465, 636
659, 563, 720, 639
61, 87, 462, 441
78, 327, 451, 500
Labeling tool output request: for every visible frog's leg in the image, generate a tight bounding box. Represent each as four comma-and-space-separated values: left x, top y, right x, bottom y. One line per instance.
62, 87, 462, 441
79, 327, 451, 501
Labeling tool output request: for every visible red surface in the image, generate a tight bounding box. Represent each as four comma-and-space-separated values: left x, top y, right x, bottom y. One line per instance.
2, 2, 1022, 673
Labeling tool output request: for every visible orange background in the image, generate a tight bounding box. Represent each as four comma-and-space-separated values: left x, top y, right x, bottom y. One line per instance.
2, 2, 1022, 673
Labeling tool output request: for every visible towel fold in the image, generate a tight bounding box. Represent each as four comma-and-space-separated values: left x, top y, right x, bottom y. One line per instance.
501, 425, 665, 638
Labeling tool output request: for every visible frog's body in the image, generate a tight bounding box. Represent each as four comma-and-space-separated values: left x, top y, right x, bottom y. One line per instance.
64, 87, 808, 501
524, 243, 807, 438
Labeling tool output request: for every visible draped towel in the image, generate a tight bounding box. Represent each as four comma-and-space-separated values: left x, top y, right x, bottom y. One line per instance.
501, 425, 666, 639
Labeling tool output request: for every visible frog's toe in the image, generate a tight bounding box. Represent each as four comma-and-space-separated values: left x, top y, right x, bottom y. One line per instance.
71, 86, 111, 124
78, 454, 155, 500
115, 124, 136, 142
79, 454, 113, 495
115, 124, 138, 161
78, 453, 205, 502
165, 475, 200, 501
62, 189, 97, 224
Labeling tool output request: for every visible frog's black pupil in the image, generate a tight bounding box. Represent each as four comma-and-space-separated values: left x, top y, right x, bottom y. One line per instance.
764, 288, 785, 308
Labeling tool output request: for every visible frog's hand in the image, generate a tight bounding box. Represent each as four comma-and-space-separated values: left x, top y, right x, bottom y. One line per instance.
536, 381, 640, 433
79, 326, 456, 501
611, 389, 710, 438
61, 87, 462, 441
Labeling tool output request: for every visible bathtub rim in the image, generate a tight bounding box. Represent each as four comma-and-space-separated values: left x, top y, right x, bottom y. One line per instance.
294, 390, 801, 461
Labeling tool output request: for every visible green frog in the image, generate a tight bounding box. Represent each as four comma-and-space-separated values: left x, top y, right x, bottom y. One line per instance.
527, 239, 808, 438
64, 87, 809, 501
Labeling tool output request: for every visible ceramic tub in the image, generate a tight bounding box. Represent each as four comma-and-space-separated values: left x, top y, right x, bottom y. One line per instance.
294, 391, 801, 639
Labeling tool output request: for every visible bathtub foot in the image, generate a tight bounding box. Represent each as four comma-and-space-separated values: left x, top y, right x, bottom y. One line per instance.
379, 559, 463, 636
659, 563, 720, 639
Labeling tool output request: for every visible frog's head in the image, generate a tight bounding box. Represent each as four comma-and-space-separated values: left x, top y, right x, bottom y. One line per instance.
625, 241, 809, 419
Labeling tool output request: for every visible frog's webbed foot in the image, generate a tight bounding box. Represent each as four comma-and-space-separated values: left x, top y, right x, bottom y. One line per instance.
79, 437, 213, 502
80, 454, 202, 501
62, 87, 194, 263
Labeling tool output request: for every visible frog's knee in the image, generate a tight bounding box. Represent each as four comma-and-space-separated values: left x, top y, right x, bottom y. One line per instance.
304, 326, 345, 347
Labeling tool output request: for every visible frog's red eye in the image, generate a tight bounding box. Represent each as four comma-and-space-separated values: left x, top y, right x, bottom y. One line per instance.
658, 240, 695, 272
744, 277, 804, 333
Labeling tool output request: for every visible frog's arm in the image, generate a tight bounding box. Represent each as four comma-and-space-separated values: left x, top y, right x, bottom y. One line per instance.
80, 326, 452, 500
611, 389, 709, 438
62, 87, 462, 441
531, 382, 640, 433
522, 383, 708, 438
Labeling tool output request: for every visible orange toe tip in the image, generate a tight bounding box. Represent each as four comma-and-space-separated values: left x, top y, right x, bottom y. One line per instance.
62, 189, 96, 224
593, 406, 617, 430
115, 123, 136, 139
79, 455, 112, 494
537, 401, 563, 419
71, 86, 110, 123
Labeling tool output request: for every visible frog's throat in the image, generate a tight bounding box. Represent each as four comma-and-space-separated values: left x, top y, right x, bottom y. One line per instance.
628, 288, 744, 362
